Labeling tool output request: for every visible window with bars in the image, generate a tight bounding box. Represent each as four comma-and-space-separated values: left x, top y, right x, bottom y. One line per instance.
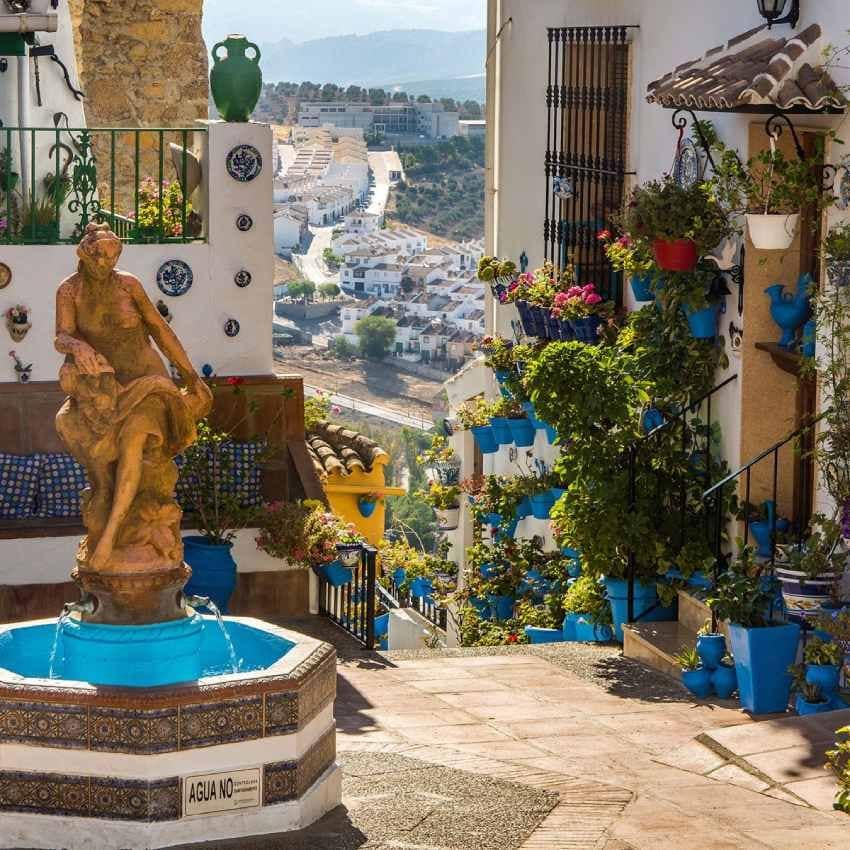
544, 26, 634, 305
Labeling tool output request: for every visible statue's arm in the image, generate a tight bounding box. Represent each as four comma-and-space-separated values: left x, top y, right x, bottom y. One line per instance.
126, 274, 202, 385
55, 281, 103, 374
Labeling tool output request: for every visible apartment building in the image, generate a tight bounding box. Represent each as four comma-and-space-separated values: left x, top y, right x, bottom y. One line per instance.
298, 101, 461, 139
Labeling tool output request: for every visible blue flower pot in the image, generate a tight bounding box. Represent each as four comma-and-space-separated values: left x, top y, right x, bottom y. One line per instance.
529, 491, 556, 520
522, 401, 545, 431
557, 317, 575, 341
391, 567, 407, 586
802, 318, 816, 358
507, 416, 536, 447
696, 634, 726, 671
487, 594, 514, 621
603, 577, 673, 642
480, 563, 498, 579
570, 315, 602, 344
806, 664, 841, 695
323, 560, 355, 587
525, 626, 564, 644
795, 694, 833, 716
681, 667, 713, 698
471, 425, 498, 454
544, 421, 558, 444
550, 486, 566, 502
490, 416, 513, 446
562, 548, 581, 577
358, 498, 377, 518
469, 596, 489, 618
410, 577, 434, 602
631, 274, 655, 302
516, 497, 533, 520
728, 622, 800, 715
711, 663, 738, 699
519, 569, 549, 600
563, 612, 613, 642
685, 304, 718, 339
498, 519, 519, 540
495, 370, 513, 399
374, 613, 390, 639
482, 512, 501, 528
183, 536, 237, 614
642, 407, 664, 433
750, 521, 775, 559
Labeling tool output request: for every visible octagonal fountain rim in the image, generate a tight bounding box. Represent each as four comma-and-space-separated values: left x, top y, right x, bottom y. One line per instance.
0, 616, 336, 700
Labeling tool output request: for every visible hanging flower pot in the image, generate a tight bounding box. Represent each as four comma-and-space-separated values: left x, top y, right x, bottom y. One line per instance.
684, 304, 718, 340
529, 305, 548, 337
630, 274, 655, 302
357, 495, 379, 518
323, 560, 355, 587
471, 425, 498, 454
489, 416, 513, 446
746, 213, 799, 251
336, 543, 363, 567
507, 415, 535, 448
529, 490, 556, 520
516, 496, 532, 520
435, 505, 460, 531
391, 567, 406, 586
410, 577, 434, 601
569, 315, 602, 344
652, 238, 698, 272
516, 300, 538, 337
522, 401, 544, 431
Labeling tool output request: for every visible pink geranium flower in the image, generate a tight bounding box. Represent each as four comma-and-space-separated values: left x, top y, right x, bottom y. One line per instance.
585, 293, 603, 305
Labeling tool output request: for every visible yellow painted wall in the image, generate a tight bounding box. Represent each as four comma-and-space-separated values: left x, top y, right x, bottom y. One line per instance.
323, 462, 405, 547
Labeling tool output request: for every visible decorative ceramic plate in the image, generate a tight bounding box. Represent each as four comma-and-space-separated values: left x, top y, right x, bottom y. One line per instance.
236, 213, 253, 232
0, 262, 10, 290
224, 318, 240, 337
226, 144, 263, 182
234, 269, 252, 288
673, 138, 703, 189
837, 169, 850, 211
156, 260, 193, 297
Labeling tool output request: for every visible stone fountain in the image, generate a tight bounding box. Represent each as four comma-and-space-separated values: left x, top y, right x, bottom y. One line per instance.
0, 226, 340, 848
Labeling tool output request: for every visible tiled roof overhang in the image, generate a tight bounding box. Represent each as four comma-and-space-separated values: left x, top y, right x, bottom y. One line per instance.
646, 23, 846, 113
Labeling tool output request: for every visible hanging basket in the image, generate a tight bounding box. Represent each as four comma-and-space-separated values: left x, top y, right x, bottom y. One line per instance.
652, 238, 698, 272
746, 213, 799, 251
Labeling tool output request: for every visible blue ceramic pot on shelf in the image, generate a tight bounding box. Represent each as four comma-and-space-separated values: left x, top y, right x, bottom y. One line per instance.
471, 425, 498, 454
684, 304, 718, 339
489, 416, 513, 446
507, 416, 536, 447
631, 274, 655, 302
570, 315, 602, 344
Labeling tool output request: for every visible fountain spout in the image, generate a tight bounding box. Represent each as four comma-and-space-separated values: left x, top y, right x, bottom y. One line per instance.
180, 593, 211, 611
62, 594, 98, 617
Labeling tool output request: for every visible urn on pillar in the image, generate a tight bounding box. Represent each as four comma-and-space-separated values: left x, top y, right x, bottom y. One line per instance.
210, 34, 263, 122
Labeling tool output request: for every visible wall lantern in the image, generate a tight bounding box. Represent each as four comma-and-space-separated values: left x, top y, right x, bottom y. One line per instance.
756, 0, 799, 28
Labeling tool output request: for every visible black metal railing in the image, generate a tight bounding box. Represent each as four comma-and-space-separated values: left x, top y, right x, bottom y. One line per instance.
702, 411, 827, 596
625, 374, 738, 622
544, 25, 636, 303
385, 575, 448, 632
318, 545, 377, 649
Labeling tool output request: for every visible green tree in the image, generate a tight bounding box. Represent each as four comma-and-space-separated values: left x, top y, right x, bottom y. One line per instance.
318, 282, 340, 299
355, 315, 396, 359
330, 335, 357, 360
386, 494, 437, 552
287, 280, 315, 301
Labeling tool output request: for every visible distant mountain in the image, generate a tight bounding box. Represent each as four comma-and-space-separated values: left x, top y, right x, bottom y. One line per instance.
258, 29, 485, 91
384, 76, 485, 104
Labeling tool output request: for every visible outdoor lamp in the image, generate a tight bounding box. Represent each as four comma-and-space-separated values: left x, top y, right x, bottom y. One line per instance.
756, 0, 800, 28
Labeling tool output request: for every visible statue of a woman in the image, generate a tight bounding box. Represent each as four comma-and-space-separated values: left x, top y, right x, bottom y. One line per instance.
54, 224, 212, 600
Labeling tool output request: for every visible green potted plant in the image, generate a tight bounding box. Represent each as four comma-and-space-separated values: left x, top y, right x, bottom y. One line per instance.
420, 481, 462, 531
456, 397, 497, 454
477, 335, 515, 393
255, 500, 310, 565
517, 596, 565, 644
335, 522, 366, 568
597, 228, 658, 302
0, 147, 18, 193
550, 282, 614, 345
827, 724, 850, 812
623, 176, 731, 272
562, 575, 613, 642
674, 645, 712, 698
417, 435, 461, 486
802, 636, 843, 698
707, 550, 801, 714
477, 255, 517, 299
823, 221, 850, 288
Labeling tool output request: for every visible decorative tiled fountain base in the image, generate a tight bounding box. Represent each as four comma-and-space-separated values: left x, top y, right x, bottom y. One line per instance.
0, 618, 341, 850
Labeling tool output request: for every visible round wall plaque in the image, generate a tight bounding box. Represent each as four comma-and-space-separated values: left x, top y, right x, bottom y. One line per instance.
156, 260, 193, 297
0, 262, 11, 290
234, 269, 252, 288
236, 214, 253, 232
226, 144, 263, 182
224, 318, 241, 337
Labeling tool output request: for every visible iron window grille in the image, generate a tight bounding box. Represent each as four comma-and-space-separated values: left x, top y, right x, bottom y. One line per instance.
544, 25, 636, 305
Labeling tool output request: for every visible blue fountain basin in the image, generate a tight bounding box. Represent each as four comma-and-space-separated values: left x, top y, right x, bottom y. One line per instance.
0, 615, 294, 688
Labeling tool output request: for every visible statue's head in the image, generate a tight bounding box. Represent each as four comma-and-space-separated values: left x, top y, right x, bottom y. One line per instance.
77, 223, 122, 279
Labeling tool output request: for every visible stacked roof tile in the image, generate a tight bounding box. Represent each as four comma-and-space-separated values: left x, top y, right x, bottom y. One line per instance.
306, 422, 389, 481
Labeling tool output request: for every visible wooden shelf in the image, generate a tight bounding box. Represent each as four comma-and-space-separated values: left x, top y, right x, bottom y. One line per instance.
754, 341, 811, 379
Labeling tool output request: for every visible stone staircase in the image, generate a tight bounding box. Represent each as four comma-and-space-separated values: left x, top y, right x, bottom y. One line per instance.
622, 589, 729, 679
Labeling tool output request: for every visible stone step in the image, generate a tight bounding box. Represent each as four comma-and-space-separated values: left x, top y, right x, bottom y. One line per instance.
622, 620, 698, 680
678, 589, 730, 639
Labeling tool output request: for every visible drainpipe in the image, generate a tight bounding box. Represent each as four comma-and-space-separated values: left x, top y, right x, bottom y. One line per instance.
18, 48, 29, 209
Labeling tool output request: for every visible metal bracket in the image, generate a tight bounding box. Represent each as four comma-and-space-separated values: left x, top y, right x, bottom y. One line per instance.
765, 110, 837, 191
671, 108, 717, 172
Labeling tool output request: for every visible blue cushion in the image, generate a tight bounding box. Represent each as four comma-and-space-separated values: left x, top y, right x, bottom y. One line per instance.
0, 453, 42, 519
174, 441, 264, 511
35, 453, 89, 518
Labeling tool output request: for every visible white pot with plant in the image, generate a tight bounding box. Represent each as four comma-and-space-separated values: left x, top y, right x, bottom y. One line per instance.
824, 221, 850, 288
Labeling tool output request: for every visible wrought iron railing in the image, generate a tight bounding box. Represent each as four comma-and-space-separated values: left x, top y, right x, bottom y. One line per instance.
318, 545, 377, 649
385, 574, 448, 632
624, 374, 738, 623
0, 121, 205, 245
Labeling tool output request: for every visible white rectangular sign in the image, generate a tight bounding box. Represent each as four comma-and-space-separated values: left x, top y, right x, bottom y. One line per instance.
183, 768, 262, 817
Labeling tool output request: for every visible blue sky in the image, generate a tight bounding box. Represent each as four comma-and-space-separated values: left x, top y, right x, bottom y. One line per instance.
203, 0, 486, 45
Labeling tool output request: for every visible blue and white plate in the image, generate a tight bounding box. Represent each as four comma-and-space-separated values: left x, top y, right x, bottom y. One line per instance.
236, 213, 253, 232
156, 260, 193, 297
234, 269, 252, 288
224, 318, 240, 337
226, 145, 263, 182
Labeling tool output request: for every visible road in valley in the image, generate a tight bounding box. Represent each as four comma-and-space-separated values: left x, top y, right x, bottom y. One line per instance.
295, 224, 339, 285
304, 384, 433, 431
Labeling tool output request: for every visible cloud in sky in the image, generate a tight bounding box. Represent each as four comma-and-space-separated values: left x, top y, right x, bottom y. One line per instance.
203, 0, 485, 44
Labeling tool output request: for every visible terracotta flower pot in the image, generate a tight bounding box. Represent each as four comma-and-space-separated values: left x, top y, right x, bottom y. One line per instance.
652, 238, 698, 272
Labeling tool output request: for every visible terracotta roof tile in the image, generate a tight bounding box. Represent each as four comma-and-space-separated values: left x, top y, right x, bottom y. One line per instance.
306, 421, 389, 481
646, 23, 845, 112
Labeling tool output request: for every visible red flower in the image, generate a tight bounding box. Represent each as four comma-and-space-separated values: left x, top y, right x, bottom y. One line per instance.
226, 376, 245, 386
596, 229, 612, 242
507, 633, 518, 644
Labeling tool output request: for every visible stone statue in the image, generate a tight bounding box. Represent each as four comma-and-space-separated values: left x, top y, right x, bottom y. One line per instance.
54, 223, 212, 623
